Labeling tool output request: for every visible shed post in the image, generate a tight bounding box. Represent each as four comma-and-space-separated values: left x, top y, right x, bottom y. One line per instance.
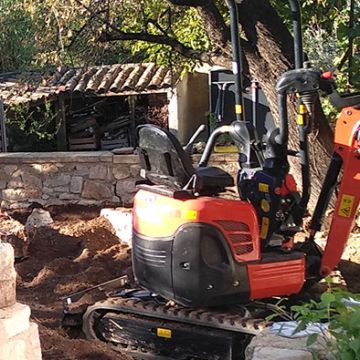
128, 95, 137, 147
0, 98, 7, 152
57, 93, 67, 151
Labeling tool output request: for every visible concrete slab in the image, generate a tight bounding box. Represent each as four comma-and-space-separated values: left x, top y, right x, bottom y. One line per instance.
0, 322, 42, 360
0, 303, 31, 340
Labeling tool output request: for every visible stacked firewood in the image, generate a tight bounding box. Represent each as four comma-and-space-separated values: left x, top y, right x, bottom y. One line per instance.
100, 114, 131, 150
68, 110, 99, 150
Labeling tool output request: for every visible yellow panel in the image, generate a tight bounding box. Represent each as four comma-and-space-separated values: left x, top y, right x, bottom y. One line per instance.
235, 104, 242, 114
214, 145, 238, 153
157, 327, 172, 339
299, 104, 307, 114
260, 217, 269, 239
338, 194, 355, 218
258, 183, 269, 193
297, 114, 304, 125
261, 199, 270, 213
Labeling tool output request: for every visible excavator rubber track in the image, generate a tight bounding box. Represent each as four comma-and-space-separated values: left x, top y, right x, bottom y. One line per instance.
82, 296, 271, 360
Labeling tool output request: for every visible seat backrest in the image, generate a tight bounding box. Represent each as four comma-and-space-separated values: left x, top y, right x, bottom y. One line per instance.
137, 125, 194, 189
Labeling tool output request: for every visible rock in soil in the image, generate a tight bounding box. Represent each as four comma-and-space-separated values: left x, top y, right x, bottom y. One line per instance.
0, 215, 28, 259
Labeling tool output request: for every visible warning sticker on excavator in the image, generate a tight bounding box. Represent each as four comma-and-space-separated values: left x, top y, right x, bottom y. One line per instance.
260, 217, 269, 239
259, 183, 269, 192
157, 327, 172, 339
338, 194, 355, 218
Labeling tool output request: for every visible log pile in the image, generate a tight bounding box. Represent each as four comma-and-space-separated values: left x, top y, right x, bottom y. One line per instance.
68, 109, 100, 151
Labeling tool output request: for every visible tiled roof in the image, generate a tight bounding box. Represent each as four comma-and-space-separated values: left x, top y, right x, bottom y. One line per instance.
0, 63, 178, 105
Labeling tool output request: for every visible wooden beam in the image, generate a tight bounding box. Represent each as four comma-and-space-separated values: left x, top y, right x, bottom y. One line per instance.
0, 98, 7, 152
56, 93, 68, 151
128, 95, 137, 148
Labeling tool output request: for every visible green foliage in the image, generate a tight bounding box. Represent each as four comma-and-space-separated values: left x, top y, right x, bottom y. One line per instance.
17, 0, 211, 71
291, 283, 360, 360
271, 0, 360, 91
6, 100, 57, 141
0, 0, 36, 71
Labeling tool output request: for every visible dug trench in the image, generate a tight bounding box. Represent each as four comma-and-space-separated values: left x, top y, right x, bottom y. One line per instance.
3, 206, 360, 360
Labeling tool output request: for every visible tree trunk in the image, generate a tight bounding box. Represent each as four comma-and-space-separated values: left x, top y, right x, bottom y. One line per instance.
199, 0, 334, 210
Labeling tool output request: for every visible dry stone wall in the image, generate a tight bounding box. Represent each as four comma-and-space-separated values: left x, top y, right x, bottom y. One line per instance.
0, 152, 239, 209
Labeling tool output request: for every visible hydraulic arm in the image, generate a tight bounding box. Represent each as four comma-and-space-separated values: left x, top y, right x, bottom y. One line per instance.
309, 107, 360, 276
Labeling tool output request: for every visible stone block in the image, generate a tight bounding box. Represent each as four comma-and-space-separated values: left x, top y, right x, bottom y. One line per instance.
53, 186, 69, 193
21, 173, 42, 189
8, 202, 30, 210
0, 322, 41, 360
115, 179, 136, 206
70, 176, 83, 193
245, 329, 332, 360
31, 163, 58, 174
0, 243, 16, 309
113, 154, 139, 164
111, 196, 121, 203
0, 278, 16, 309
2, 188, 41, 202
82, 181, 113, 200
59, 193, 80, 200
99, 152, 113, 163
0, 338, 26, 359
23, 322, 42, 360
100, 208, 132, 245
73, 164, 90, 176
42, 187, 54, 195
0, 243, 16, 280
46, 198, 63, 206
8, 177, 23, 189
130, 165, 141, 177
89, 165, 111, 180
0, 181, 6, 190
251, 347, 312, 360
0, 303, 30, 340
44, 174, 70, 187
4, 165, 17, 176
113, 165, 130, 180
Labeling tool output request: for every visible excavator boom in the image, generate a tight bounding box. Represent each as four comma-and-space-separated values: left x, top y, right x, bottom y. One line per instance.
320, 107, 360, 276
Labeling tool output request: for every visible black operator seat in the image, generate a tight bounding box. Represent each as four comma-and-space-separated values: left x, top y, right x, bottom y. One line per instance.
137, 125, 234, 193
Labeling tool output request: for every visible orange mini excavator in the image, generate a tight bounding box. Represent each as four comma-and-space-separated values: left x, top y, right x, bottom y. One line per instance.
78, 1, 360, 359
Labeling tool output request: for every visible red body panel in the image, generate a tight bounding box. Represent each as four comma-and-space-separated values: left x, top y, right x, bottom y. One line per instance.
321, 108, 360, 276
248, 258, 305, 299
133, 189, 261, 262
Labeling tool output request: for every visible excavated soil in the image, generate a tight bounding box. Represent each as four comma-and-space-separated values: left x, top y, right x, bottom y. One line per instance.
2, 206, 359, 359
11, 206, 132, 360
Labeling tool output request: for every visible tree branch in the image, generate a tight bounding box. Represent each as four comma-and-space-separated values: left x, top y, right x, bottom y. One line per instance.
167, 0, 209, 7
74, 0, 216, 63
100, 30, 212, 63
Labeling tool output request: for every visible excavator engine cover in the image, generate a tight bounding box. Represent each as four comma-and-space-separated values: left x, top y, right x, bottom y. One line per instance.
132, 188, 260, 307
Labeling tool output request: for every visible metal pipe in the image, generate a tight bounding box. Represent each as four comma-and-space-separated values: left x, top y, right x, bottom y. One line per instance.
199, 125, 231, 167
349, 0, 355, 85
251, 80, 259, 130
275, 93, 289, 147
226, 0, 244, 121
288, 0, 303, 69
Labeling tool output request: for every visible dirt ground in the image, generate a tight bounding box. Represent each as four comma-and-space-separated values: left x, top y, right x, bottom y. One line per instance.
2, 206, 359, 360
11, 206, 133, 360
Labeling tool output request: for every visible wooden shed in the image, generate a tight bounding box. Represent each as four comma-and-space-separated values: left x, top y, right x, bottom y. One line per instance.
0, 63, 209, 152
